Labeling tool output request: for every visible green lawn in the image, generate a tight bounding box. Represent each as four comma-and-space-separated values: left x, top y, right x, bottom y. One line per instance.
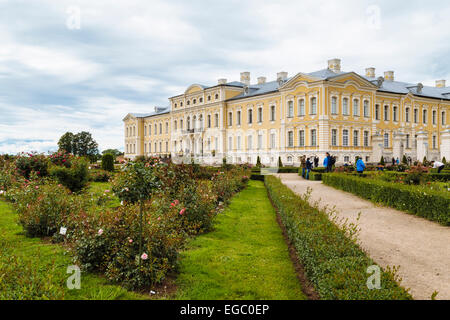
175, 180, 306, 300
0, 185, 147, 300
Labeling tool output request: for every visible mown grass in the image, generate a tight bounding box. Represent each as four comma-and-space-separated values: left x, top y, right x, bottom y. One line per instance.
0, 185, 148, 300
175, 180, 306, 300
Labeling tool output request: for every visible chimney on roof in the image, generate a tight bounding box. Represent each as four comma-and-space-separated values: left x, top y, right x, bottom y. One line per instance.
384, 71, 395, 81
257, 76, 266, 85
277, 72, 288, 81
218, 78, 227, 85
240, 72, 250, 86
327, 58, 341, 73
366, 67, 376, 78
436, 80, 446, 88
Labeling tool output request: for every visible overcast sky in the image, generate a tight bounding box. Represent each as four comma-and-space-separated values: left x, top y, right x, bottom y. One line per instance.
0, 0, 449, 154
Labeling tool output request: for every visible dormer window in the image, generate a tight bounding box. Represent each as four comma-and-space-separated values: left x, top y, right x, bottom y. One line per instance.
208, 95, 211, 101
187, 100, 190, 106
215, 93, 219, 100
199, 97, 203, 103
193, 99, 196, 105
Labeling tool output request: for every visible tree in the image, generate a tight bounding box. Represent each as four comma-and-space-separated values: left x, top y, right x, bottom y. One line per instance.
58, 132, 75, 154
379, 156, 385, 165
256, 156, 261, 167
101, 154, 114, 172
102, 149, 123, 158
402, 155, 408, 164
278, 156, 283, 168
442, 157, 447, 164
73, 132, 99, 160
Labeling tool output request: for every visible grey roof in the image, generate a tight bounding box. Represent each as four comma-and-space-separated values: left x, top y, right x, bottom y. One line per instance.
131, 106, 170, 118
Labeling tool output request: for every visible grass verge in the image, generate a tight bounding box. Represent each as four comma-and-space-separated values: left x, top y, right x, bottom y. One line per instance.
174, 180, 306, 300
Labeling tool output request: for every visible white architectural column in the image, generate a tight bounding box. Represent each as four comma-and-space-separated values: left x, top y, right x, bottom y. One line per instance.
372, 133, 384, 163
416, 131, 429, 161
393, 131, 406, 161
440, 129, 450, 160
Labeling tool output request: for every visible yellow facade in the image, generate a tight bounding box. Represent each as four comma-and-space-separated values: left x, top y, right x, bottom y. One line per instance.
124, 59, 450, 165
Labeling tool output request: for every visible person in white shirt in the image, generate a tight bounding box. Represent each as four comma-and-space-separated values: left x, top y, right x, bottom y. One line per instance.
431, 161, 445, 173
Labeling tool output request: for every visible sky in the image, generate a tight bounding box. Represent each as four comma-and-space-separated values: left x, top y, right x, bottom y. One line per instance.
0, 0, 449, 154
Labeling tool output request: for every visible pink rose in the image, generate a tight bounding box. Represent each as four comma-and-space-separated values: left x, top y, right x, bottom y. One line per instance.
98, 229, 104, 236
141, 253, 148, 260
179, 208, 186, 215
128, 238, 133, 243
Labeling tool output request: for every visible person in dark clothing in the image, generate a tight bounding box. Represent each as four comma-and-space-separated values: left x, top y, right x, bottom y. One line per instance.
306, 157, 312, 179
324, 152, 333, 173
314, 156, 319, 168
392, 157, 395, 166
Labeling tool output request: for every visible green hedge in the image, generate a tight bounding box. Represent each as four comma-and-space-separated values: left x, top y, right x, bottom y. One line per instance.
264, 176, 411, 300
277, 167, 299, 173
250, 174, 264, 181
323, 174, 449, 226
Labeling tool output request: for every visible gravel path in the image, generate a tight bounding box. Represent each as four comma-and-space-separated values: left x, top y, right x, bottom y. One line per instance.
276, 173, 450, 300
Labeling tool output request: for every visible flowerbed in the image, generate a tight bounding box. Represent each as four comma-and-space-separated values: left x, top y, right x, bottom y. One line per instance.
2, 155, 250, 290
322, 174, 449, 225
265, 175, 412, 300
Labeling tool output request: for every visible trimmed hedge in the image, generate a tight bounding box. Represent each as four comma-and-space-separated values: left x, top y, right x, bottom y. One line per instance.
250, 174, 264, 181
277, 167, 299, 173
265, 176, 411, 300
323, 174, 449, 226
309, 171, 323, 181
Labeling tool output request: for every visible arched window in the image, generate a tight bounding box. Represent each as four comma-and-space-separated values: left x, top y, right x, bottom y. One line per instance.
215, 93, 219, 100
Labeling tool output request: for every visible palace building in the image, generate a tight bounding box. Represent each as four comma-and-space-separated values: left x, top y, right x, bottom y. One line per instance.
123, 59, 450, 166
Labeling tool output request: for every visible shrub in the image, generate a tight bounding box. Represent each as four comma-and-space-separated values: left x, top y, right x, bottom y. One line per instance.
0, 161, 23, 191
256, 156, 261, 167
278, 156, 283, 168
323, 174, 449, 225
379, 157, 385, 166
402, 155, 408, 165
15, 152, 48, 179
309, 171, 322, 181
265, 176, 411, 300
89, 169, 112, 182
101, 154, 115, 172
12, 181, 87, 237
49, 151, 72, 168
50, 157, 90, 192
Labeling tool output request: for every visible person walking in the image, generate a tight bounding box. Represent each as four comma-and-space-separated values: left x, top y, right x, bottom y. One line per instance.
324, 152, 332, 173
300, 156, 306, 178
392, 157, 396, 166
306, 157, 312, 180
356, 156, 366, 174
431, 160, 445, 173
396, 157, 400, 165
314, 156, 319, 168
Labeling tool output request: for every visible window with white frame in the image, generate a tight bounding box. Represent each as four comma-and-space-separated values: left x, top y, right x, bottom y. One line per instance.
433, 135, 437, 149
287, 101, 294, 118
432, 110, 437, 125
311, 129, 317, 146
405, 108, 410, 122
288, 131, 294, 147
353, 99, 359, 116
144, 126, 147, 136
270, 133, 276, 149
331, 97, 337, 115
414, 109, 418, 123
270, 105, 276, 121
423, 109, 427, 124
310, 97, 317, 115
166, 122, 169, 133
344, 156, 350, 163
364, 131, 369, 147
384, 133, 389, 148
299, 130, 305, 147
343, 98, 349, 115
442, 111, 446, 126
393, 106, 398, 122
207, 115, 211, 128
228, 137, 232, 150
375, 104, 380, 120
406, 134, 410, 149
237, 136, 241, 150
215, 136, 218, 150
248, 109, 253, 124
258, 107, 263, 123
364, 100, 369, 117
237, 111, 241, 126
298, 99, 305, 116
228, 112, 232, 126
247, 135, 252, 150
384, 105, 389, 121
258, 134, 262, 149
353, 130, 359, 146
331, 129, 337, 146
343, 129, 349, 146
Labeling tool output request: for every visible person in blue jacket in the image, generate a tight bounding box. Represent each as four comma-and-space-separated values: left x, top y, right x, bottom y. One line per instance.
356, 156, 366, 174
323, 152, 332, 172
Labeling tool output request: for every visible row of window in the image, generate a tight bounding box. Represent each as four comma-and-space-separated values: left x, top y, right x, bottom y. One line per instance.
143, 141, 169, 153
174, 93, 220, 108
173, 113, 220, 131
143, 122, 169, 136
125, 126, 136, 137
375, 105, 446, 125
